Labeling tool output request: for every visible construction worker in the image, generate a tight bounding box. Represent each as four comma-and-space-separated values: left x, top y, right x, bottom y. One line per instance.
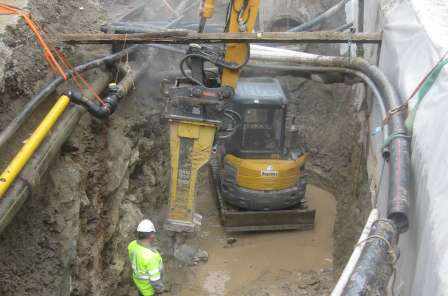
128, 219, 165, 295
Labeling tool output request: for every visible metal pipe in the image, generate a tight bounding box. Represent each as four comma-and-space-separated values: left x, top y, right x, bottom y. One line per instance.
343, 220, 398, 295
331, 209, 379, 296
288, 0, 351, 32
0, 95, 70, 198
250, 46, 411, 233
0, 45, 143, 150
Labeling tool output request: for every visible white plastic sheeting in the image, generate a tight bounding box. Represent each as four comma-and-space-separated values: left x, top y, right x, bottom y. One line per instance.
367, 1, 448, 295
411, 0, 448, 52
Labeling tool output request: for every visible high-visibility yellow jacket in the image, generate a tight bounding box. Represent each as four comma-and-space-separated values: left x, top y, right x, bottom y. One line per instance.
128, 240, 163, 296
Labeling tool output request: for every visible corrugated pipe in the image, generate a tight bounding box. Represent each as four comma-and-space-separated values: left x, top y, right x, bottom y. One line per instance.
288, 0, 351, 32
0, 45, 143, 150
250, 46, 411, 234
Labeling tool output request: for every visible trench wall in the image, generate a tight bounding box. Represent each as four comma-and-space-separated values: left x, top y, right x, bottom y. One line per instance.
363, 1, 448, 295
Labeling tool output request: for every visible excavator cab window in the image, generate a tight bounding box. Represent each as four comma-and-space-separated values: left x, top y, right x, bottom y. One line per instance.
225, 78, 287, 158
242, 107, 284, 151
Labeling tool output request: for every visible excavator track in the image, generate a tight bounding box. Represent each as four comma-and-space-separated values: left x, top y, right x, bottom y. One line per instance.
209, 154, 316, 232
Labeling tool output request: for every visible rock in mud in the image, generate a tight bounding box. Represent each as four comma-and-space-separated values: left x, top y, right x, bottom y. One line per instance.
174, 244, 209, 266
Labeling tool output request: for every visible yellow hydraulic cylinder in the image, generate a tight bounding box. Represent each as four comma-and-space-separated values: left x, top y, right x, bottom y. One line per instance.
221, 0, 260, 89
0, 95, 70, 198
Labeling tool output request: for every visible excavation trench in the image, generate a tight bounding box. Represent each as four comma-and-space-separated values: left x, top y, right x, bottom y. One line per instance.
0, 49, 369, 296
0, 1, 372, 295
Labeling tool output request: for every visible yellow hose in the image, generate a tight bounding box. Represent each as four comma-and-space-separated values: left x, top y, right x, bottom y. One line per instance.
0, 95, 70, 198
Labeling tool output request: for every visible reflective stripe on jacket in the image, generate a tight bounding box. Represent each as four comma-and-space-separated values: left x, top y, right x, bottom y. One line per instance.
128, 240, 163, 296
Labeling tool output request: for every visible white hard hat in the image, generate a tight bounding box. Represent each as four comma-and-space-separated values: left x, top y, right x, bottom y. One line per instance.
137, 219, 156, 233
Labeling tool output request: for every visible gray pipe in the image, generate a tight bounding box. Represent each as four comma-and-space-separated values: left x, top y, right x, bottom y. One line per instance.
250, 49, 410, 234
288, 0, 351, 32
244, 63, 389, 140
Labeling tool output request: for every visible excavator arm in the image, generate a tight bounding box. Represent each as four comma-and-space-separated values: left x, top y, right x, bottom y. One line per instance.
164, 0, 260, 232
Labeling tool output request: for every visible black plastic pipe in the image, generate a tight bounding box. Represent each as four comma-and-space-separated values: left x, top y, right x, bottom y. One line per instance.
68, 58, 151, 119
0, 45, 143, 149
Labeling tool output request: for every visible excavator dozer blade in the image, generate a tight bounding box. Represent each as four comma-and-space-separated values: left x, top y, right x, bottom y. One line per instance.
209, 157, 316, 232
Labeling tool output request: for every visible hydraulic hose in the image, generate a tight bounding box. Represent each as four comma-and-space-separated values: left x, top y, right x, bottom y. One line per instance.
288, 0, 351, 32
0, 45, 143, 149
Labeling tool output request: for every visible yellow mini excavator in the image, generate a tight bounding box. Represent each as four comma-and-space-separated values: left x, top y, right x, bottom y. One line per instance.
163, 0, 315, 232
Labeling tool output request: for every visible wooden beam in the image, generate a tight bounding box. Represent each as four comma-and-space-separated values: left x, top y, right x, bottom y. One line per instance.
59, 31, 382, 45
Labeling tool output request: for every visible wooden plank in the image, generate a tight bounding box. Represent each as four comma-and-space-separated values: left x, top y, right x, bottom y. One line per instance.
59, 31, 382, 45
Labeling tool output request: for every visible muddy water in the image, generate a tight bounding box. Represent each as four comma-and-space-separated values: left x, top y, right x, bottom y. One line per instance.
169, 176, 337, 296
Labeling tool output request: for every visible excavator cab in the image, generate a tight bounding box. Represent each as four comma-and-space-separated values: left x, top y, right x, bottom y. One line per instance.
225, 78, 286, 159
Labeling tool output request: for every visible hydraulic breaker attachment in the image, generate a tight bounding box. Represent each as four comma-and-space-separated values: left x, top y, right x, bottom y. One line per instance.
162, 74, 227, 232
165, 120, 216, 232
